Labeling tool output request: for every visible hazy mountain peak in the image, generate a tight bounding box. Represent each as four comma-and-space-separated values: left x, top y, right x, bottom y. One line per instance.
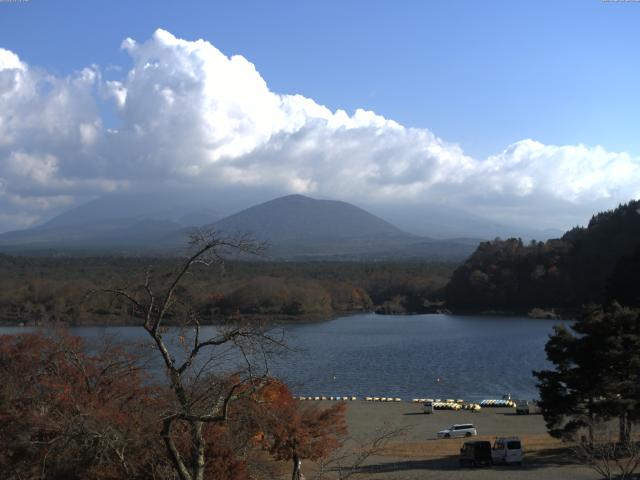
212, 194, 411, 244
272, 193, 313, 202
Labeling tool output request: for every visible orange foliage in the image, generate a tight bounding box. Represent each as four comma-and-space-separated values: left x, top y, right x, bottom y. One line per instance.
0, 333, 344, 480
0, 332, 163, 479
256, 382, 348, 465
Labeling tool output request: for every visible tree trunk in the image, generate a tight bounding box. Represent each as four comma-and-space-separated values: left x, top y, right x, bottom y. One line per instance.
192, 420, 206, 480
619, 412, 630, 444
292, 454, 301, 480
162, 418, 193, 480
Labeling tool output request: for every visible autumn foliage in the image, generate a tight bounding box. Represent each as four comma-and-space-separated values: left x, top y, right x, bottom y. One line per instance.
0, 332, 348, 480
247, 380, 348, 479
0, 331, 165, 479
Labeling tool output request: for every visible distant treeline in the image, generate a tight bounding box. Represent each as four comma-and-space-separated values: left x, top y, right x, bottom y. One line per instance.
445, 200, 640, 313
0, 257, 455, 326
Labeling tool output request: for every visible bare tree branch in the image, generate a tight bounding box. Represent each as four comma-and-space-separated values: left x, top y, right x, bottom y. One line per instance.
89, 228, 280, 480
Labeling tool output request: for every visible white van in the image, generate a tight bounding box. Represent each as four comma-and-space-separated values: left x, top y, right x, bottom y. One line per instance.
491, 437, 523, 465
422, 400, 434, 414
437, 424, 477, 439
515, 399, 530, 414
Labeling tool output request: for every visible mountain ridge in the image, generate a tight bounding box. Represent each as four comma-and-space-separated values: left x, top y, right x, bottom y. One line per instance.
0, 193, 477, 260
212, 194, 416, 242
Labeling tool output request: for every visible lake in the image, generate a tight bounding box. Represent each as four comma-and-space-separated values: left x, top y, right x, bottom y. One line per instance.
0, 313, 571, 402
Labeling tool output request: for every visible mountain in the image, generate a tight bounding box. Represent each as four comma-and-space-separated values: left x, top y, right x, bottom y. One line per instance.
39, 192, 218, 229
445, 199, 640, 311
0, 217, 183, 251
0, 190, 243, 253
0, 193, 477, 260
213, 194, 411, 243
369, 203, 563, 241
202, 194, 476, 260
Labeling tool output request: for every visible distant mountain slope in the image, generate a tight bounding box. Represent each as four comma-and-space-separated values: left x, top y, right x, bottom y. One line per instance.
206, 195, 476, 260
0, 190, 233, 251
213, 194, 411, 242
445, 200, 640, 311
38, 192, 217, 229
369, 203, 562, 241
0, 193, 477, 260
0, 218, 189, 254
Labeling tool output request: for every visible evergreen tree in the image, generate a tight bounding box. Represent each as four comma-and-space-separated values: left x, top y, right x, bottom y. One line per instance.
534, 304, 640, 443
606, 248, 640, 308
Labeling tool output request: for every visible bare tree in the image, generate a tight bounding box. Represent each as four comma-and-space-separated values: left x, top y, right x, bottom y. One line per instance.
314, 424, 407, 480
572, 421, 640, 480
95, 229, 285, 480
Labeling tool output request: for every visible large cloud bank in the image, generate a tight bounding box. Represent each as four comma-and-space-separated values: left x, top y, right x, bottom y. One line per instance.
0, 29, 638, 232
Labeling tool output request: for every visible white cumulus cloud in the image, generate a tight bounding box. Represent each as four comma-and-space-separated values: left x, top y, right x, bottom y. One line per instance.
0, 29, 638, 233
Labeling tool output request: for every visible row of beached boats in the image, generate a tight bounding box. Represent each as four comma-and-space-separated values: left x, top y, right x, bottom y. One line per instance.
295, 396, 515, 410
297, 396, 404, 402
479, 399, 517, 408
297, 396, 358, 401
412, 398, 482, 411
295, 396, 482, 411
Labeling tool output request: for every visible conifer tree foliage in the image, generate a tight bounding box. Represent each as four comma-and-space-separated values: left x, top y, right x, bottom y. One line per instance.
446, 200, 640, 312
606, 247, 640, 308
534, 304, 640, 443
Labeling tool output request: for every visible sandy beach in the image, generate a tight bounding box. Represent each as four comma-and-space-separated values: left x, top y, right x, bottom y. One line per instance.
302, 401, 599, 480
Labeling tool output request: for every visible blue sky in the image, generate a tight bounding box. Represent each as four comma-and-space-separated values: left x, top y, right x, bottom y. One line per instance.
0, 0, 639, 233
2, 0, 639, 158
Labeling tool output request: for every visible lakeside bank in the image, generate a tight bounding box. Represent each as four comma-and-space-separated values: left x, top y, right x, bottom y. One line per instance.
304, 401, 597, 480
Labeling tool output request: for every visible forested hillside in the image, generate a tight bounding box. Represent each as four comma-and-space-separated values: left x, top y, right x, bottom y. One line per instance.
0, 257, 454, 325
445, 200, 640, 312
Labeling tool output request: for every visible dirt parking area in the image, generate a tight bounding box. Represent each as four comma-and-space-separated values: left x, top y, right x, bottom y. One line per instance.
304, 401, 599, 480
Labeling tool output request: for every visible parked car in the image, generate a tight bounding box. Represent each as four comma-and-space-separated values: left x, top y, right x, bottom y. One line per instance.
437, 424, 477, 439
515, 399, 530, 415
492, 437, 523, 465
459, 441, 492, 467
422, 400, 434, 414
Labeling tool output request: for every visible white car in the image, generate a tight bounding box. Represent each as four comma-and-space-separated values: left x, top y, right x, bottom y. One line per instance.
437, 424, 477, 439
492, 437, 523, 465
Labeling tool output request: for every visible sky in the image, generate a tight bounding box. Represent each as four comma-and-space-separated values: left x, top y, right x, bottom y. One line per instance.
0, 0, 639, 233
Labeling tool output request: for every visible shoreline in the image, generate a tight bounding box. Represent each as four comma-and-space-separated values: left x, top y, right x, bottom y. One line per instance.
0, 308, 574, 328
0, 310, 355, 328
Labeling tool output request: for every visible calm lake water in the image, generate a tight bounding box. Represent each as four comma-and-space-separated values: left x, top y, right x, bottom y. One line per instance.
0, 313, 571, 402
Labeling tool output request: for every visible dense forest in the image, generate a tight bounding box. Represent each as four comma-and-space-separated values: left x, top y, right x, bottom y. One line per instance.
0, 256, 455, 326
445, 200, 640, 313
